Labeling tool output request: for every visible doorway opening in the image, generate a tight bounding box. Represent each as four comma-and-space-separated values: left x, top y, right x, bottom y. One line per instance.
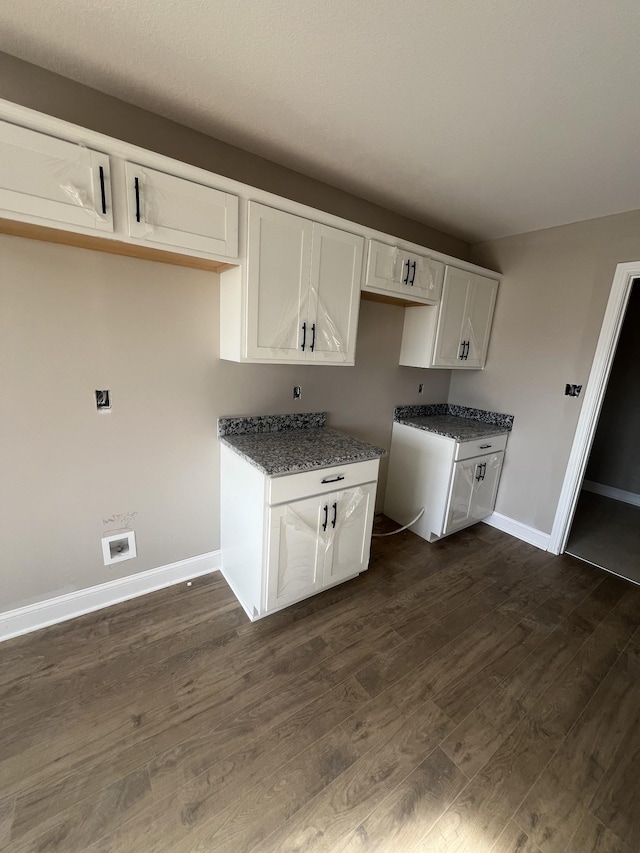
564, 279, 640, 582
549, 262, 640, 560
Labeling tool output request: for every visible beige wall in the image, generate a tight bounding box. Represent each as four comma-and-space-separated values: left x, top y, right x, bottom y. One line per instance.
451, 210, 640, 534
1, 235, 451, 611
0, 52, 468, 259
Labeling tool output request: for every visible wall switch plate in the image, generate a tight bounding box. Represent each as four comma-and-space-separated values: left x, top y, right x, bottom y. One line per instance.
293, 385, 302, 400
96, 389, 111, 410
565, 384, 583, 397
102, 530, 136, 565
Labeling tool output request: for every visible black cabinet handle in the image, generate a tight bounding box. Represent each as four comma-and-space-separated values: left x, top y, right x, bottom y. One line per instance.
134, 176, 141, 223
99, 166, 107, 215
402, 259, 410, 286
321, 474, 345, 484
409, 260, 417, 286
310, 323, 316, 352
301, 322, 307, 351
459, 341, 466, 360
332, 501, 337, 529
463, 341, 470, 360
322, 504, 328, 531
479, 444, 492, 449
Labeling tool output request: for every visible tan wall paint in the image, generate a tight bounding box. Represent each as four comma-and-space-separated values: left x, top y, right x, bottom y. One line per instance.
0, 52, 468, 259
1, 235, 451, 611
451, 209, 640, 535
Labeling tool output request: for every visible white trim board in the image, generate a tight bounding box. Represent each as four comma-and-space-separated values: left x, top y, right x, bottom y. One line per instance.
549, 262, 640, 555
0, 550, 220, 642
482, 512, 551, 551
582, 480, 640, 508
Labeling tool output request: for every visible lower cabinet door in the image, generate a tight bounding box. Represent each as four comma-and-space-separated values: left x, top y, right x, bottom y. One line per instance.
323, 483, 376, 587
267, 495, 324, 610
444, 452, 504, 535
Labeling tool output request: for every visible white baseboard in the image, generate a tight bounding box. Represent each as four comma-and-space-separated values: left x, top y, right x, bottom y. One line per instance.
483, 512, 551, 551
0, 550, 221, 643
582, 480, 640, 508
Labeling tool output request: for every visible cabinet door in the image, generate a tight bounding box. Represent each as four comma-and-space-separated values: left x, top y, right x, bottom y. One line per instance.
323, 483, 376, 586
124, 163, 238, 257
443, 457, 477, 534
309, 224, 363, 363
399, 251, 444, 302
364, 240, 403, 292
266, 495, 325, 611
432, 266, 471, 366
0, 120, 113, 232
463, 274, 499, 368
246, 202, 313, 360
470, 452, 504, 521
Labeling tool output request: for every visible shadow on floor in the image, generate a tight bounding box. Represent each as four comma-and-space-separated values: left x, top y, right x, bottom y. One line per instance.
566, 490, 640, 584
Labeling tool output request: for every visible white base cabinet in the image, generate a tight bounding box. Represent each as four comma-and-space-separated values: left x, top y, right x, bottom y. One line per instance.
220, 446, 379, 620
384, 422, 507, 542
400, 266, 499, 369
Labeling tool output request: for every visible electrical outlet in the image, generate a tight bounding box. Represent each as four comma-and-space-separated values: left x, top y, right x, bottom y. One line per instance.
102, 530, 136, 565
95, 389, 111, 410
565, 384, 583, 397
293, 385, 302, 400
418, 384, 424, 394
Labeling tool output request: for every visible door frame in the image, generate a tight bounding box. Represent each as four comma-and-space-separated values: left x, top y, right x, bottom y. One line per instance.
548, 261, 640, 555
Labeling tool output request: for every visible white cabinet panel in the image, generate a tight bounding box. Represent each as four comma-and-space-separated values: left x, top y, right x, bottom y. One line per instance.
400, 265, 499, 370
246, 203, 312, 360
124, 162, 238, 257
267, 495, 324, 610
0, 119, 113, 232
309, 224, 363, 363
444, 451, 504, 535
237, 202, 363, 364
324, 483, 376, 586
363, 240, 442, 305
432, 267, 498, 368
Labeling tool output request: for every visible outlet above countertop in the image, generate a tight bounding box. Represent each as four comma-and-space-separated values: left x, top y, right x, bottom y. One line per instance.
394, 403, 514, 441
218, 412, 386, 476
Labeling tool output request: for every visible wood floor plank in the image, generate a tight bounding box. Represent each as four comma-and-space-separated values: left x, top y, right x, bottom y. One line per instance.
564, 811, 633, 853
337, 747, 467, 853
491, 820, 543, 853
3, 524, 640, 853
249, 703, 456, 853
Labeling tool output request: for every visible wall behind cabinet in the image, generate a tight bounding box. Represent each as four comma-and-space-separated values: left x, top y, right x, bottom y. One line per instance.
0, 235, 451, 612
0, 52, 468, 259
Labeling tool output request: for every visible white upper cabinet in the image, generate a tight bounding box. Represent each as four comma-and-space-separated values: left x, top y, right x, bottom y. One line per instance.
124, 162, 238, 258
362, 240, 444, 305
0, 119, 113, 232
236, 202, 363, 364
432, 267, 498, 368
400, 265, 499, 369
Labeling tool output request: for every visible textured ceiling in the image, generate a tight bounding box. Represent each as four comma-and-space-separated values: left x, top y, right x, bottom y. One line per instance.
1, 0, 639, 242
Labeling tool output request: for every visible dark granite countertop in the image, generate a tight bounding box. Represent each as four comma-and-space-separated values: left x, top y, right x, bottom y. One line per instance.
218, 413, 386, 476
394, 403, 514, 441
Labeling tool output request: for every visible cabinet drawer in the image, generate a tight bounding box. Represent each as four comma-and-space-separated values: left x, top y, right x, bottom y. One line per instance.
268, 458, 379, 506
454, 432, 508, 461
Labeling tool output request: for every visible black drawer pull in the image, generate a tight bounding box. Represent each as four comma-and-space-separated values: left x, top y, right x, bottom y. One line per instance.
479, 444, 492, 449
321, 475, 345, 484
134, 176, 141, 223
99, 166, 107, 215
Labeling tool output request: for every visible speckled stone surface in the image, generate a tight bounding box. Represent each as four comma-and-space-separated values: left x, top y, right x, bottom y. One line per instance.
394, 403, 514, 441
218, 412, 326, 437
220, 427, 386, 476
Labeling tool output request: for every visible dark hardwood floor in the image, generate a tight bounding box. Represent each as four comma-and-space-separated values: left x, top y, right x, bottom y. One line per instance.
2, 520, 640, 852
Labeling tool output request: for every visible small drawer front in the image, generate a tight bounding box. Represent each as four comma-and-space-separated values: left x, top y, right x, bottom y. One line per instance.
454, 432, 508, 461
268, 458, 380, 506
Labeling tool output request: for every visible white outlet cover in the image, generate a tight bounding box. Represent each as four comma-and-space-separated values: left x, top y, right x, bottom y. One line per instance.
102, 529, 137, 566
